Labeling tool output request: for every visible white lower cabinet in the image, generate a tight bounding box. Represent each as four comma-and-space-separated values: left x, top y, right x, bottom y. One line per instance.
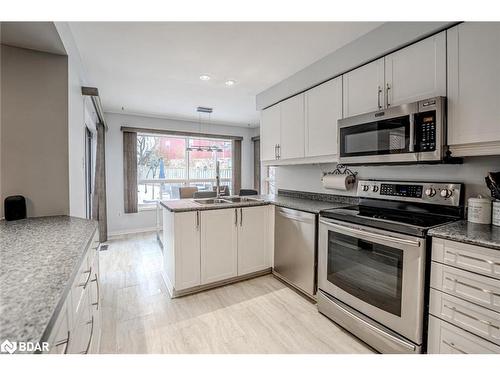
162, 205, 272, 296
46, 229, 101, 354
428, 316, 500, 354
201, 208, 238, 284
237, 206, 270, 276
428, 238, 500, 354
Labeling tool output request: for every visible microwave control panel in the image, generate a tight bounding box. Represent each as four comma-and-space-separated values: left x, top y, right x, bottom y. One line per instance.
415, 111, 436, 152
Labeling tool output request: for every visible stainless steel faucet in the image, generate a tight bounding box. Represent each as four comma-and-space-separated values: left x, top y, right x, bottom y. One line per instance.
215, 160, 221, 198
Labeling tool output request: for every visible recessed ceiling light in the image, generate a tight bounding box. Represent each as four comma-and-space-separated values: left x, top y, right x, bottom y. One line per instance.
199, 74, 211, 81
225, 80, 236, 86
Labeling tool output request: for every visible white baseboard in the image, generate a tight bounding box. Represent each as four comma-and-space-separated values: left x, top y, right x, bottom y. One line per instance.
108, 226, 157, 237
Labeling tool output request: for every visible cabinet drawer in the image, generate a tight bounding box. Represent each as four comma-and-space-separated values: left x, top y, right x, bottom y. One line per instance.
429, 289, 500, 345
47, 302, 70, 354
71, 251, 93, 320
67, 290, 94, 354
432, 238, 500, 279
428, 316, 500, 354
431, 262, 500, 312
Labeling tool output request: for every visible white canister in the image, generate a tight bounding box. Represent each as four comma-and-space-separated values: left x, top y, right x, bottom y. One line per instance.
467, 196, 492, 224
493, 201, 500, 227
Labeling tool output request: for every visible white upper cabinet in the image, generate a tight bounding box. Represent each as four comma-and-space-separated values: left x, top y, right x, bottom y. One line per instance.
305, 77, 342, 158
237, 206, 270, 276
343, 58, 385, 117
385, 31, 446, 107
261, 104, 281, 161
447, 22, 500, 155
280, 93, 305, 160
200, 208, 238, 284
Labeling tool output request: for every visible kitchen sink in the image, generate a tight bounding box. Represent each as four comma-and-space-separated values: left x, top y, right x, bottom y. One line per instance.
223, 197, 260, 203
193, 198, 231, 205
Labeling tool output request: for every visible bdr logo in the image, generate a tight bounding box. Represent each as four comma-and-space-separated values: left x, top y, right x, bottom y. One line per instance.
1, 339, 49, 354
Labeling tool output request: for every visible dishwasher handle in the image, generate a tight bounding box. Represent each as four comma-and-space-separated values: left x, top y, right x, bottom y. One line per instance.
276, 207, 315, 224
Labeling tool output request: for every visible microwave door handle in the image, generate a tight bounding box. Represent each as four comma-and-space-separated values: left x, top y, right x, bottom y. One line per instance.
409, 113, 415, 153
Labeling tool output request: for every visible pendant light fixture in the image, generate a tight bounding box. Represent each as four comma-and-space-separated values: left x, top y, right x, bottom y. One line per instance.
186, 106, 223, 153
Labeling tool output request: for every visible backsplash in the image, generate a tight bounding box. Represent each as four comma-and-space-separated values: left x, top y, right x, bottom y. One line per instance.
278, 189, 359, 204
275, 155, 500, 202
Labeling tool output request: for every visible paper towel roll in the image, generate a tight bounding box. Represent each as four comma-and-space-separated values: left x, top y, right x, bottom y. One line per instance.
322, 174, 355, 191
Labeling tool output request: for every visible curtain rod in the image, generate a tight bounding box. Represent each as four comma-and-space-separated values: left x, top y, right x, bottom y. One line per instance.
82, 86, 108, 130
120, 126, 244, 141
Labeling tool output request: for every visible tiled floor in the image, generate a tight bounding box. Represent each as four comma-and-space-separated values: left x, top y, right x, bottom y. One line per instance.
98, 232, 373, 354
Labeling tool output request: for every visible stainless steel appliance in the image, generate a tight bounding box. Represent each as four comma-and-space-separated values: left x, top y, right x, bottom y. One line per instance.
338, 97, 446, 165
318, 179, 464, 353
274, 207, 316, 298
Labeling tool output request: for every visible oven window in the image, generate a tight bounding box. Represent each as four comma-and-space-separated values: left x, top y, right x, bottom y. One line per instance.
340, 115, 410, 157
327, 231, 403, 316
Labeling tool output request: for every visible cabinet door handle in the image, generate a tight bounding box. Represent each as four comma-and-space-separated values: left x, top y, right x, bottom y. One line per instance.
91, 275, 100, 310
386, 83, 391, 107
55, 331, 70, 354
377, 86, 382, 109
234, 209, 238, 227
240, 208, 243, 227
446, 251, 500, 266
277, 144, 281, 160
78, 268, 92, 288
274, 144, 277, 159
442, 340, 467, 354
195, 211, 200, 230
80, 316, 94, 354
443, 304, 500, 330
444, 276, 500, 297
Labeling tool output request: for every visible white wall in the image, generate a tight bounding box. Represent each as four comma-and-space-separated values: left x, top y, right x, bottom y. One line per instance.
274, 156, 500, 201
104, 112, 256, 235
68, 58, 97, 218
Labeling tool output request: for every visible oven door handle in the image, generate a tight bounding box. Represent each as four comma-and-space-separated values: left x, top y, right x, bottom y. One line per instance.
320, 219, 422, 247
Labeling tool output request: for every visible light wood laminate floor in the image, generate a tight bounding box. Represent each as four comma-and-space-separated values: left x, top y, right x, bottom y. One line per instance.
99, 232, 374, 354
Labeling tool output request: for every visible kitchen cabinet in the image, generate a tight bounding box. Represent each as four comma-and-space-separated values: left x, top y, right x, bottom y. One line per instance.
343, 32, 446, 117
162, 210, 201, 293
447, 22, 500, 156
343, 58, 385, 117
280, 94, 305, 160
305, 77, 342, 158
200, 208, 238, 284
161, 204, 272, 297
385, 31, 446, 107
237, 205, 270, 276
428, 238, 500, 354
261, 104, 281, 161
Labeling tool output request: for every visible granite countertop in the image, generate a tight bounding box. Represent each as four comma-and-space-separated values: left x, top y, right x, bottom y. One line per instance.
428, 220, 500, 250
0, 216, 97, 346
160, 197, 269, 212
160, 191, 357, 214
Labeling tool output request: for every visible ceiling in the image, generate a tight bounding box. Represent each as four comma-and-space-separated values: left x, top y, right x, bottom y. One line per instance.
1, 22, 67, 55
69, 22, 382, 127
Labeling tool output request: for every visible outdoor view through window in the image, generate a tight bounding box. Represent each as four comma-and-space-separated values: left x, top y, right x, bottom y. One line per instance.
137, 134, 232, 205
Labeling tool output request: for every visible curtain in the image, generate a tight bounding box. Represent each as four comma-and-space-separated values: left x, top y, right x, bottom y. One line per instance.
232, 139, 242, 195
123, 131, 138, 213
92, 122, 108, 242
252, 137, 261, 193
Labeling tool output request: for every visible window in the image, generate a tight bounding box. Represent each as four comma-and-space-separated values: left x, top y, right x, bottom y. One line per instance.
137, 134, 232, 206
264, 166, 277, 195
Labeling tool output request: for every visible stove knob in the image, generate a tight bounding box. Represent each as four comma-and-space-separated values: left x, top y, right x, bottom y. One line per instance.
371, 185, 379, 192
425, 188, 436, 197
440, 188, 453, 198
362, 185, 370, 192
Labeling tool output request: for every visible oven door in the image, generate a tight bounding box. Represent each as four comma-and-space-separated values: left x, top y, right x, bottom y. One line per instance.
318, 217, 426, 344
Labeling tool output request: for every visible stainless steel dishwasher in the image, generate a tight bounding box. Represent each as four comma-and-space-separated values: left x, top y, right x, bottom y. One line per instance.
274, 207, 317, 298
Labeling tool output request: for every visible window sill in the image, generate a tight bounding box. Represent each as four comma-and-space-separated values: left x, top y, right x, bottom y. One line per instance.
138, 205, 157, 212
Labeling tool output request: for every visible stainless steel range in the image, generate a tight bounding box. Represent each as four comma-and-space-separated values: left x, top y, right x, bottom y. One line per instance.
317, 179, 464, 353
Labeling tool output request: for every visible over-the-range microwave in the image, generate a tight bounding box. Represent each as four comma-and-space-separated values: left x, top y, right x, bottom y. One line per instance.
338, 96, 447, 165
